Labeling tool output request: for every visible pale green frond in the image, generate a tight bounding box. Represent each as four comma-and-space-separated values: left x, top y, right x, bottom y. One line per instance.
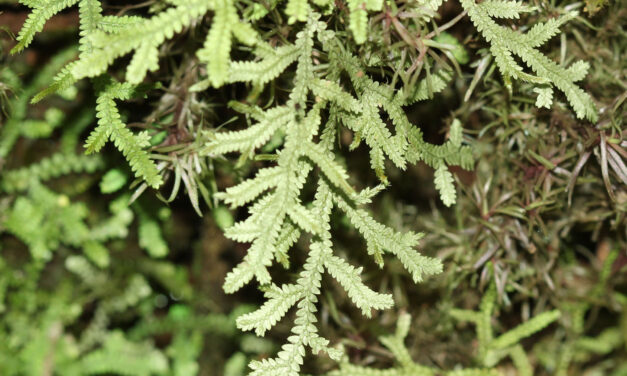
70, 0, 213, 82
224, 217, 260, 242
87, 80, 162, 188
229, 44, 300, 86
450, 281, 559, 375
98, 15, 144, 32
310, 78, 361, 113
329, 364, 426, 375
576, 328, 624, 354
324, 255, 394, 317
83, 240, 110, 268
301, 142, 355, 196
449, 119, 463, 148
369, 146, 387, 182
434, 165, 457, 207
478, 0, 535, 19
10, 0, 80, 54
203, 106, 291, 155
287, 203, 323, 235
32, 64, 78, 103
534, 87, 553, 109
249, 349, 299, 376
365, 0, 383, 9
461, 0, 597, 120
505, 345, 532, 376
566, 61, 590, 82
406, 126, 474, 171
74, 332, 168, 375
215, 166, 283, 207
274, 221, 301, 268
522, 14, 575, 48
18, 0, 42, 7
517, 42, 597, 121
126, 41, 160, 84
447, 370, 502, 376
378, 335, 414, 368
100, 168, 128, 194
104, 127, 159, 187
399, 70, 452, 105
335, 197, 442, 281
231, 20, 258, 45
138, 216, 168, 258
236, 284, 302, 336
87, 197, 134, 242
285, 0, 309, 24
247, 246, 328, 376
223, 262, 256, 294
357, 102, 407, 169
78, 0, 102, 54
490, 310, 561, 350
197, 0, 236, 88
348, 7, 368, 44
347, 0, 384, 44
387, 233, 443, 283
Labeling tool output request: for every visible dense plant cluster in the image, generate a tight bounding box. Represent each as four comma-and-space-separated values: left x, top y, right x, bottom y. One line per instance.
0, 0, 624, 375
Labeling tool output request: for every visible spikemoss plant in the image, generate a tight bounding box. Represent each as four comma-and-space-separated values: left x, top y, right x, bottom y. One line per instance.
2, 0, 608, 375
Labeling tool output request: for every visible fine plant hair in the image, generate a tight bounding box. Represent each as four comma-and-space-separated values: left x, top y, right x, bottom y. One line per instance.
5, 0, 608, 375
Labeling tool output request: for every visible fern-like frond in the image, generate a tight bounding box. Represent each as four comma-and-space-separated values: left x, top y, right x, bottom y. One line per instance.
203, 106, 291, 156
434, 165, 457, 207
1, 153, 104, 193
69, 0, 212, 84
208, 15, 446, 374
197, 0, 258, 88
10, 0, 79, 54
451, 280, 560, 375
285, 0, 310, 23
87, 79, 162, 188
236, 284, 302, 336
228, 44, 300, 86
78, 0, 103, 55
478, 0, 535, 19
215, 166, 283, 207
324, 254, 394, 316
347, 0, 384, 44
461, 0, 597, 121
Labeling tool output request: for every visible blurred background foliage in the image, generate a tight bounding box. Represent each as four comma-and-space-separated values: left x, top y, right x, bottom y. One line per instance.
0, 0, 625, 375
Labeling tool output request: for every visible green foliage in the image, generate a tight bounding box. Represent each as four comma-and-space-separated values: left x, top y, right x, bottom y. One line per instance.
327, 313, 500, 376
460, 0, 597, 121
450, 281, 561, 376
3, 0, 622, 375
2, 153, 104, 193
203, 15, 460, 374
87, 78, 162, 188
0, 47, 77, 158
